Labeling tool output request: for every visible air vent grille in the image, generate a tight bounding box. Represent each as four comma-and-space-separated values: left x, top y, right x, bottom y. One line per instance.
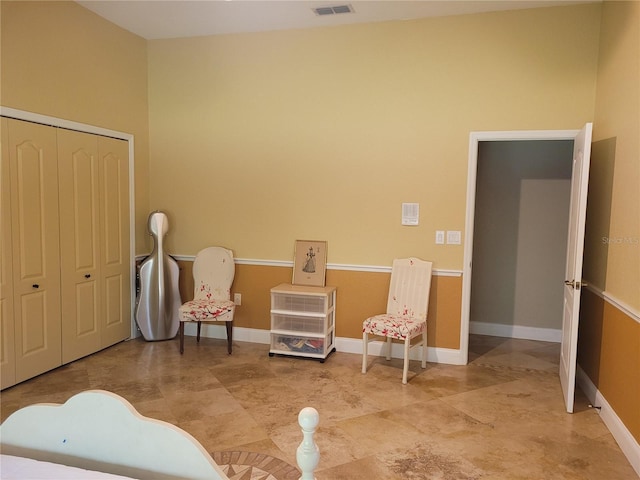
313, 4, 354, 16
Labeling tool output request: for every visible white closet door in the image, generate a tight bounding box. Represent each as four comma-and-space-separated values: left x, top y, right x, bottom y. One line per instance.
58, 129, 102, 363
1, 118, 16, 389
7, 118, 62, 382
59, 130, 131, 360
98, 135, 131, 347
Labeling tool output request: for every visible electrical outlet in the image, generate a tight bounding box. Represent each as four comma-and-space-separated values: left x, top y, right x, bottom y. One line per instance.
435, 230, 445, 245
234, 293, 242, 305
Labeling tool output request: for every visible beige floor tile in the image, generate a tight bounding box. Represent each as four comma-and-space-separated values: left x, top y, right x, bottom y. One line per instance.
1, 334, 637, 479
315, 455, 404, 480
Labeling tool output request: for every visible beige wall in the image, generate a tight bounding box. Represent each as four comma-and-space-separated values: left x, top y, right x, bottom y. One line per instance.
513, 179, 570, 328
1, 1, 605, 352
588, 0, 640, 309
0, 1, 150, 252
579, 0, 640, 444
147, 4, 601, 268
147, 4, 601, 353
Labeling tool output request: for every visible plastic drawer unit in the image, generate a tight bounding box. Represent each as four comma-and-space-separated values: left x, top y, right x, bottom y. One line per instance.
269, 283, 336, 362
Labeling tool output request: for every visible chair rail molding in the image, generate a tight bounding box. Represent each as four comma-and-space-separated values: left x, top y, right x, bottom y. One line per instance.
584, 282, 640, 324
167, 255, 463, 277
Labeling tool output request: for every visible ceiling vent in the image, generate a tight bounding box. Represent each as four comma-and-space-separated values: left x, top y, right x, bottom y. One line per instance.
313, 4, 354, 16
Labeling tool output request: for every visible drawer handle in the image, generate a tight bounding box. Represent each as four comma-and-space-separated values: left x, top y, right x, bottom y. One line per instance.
32, 284, 39, 289
85, 274, 91, 278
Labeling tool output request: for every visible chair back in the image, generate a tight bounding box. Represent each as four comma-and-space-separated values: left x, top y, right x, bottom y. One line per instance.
386, 258, 433, 321
192, 247, 235, 301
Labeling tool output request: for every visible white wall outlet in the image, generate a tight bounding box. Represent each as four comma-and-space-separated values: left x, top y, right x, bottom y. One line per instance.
435, 230, 445, 245
234, 293, 242, 305
447, 230, 462, 245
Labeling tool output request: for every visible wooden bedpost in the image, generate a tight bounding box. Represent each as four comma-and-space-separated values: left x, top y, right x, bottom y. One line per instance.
296, 407, 320, 480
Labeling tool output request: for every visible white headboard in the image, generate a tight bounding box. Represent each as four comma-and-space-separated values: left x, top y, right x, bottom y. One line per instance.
0, 390, 229, 480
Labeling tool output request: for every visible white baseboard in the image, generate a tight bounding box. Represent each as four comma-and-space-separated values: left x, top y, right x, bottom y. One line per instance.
470, 321, 562, 343
185, 323, 271, 344
337, 336, 465, 365
576, 365, 640, 477
184, 324, 466, 365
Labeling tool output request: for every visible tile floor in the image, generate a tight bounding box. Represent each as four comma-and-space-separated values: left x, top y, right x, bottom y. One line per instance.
1, 334, 637, 479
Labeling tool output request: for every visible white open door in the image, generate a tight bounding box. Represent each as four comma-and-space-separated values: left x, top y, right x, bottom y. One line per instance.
559, 122, 592, 413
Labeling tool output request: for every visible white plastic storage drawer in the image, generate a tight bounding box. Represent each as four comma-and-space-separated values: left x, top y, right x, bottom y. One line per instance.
271, 334, 325, 355
271, 293, 330, 314
269, 284, 336, 361
271, 314, 326, 334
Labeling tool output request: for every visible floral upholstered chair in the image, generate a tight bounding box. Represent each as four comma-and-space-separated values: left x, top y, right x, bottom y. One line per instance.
178, 247, 236, 354
362, 258, 433, 384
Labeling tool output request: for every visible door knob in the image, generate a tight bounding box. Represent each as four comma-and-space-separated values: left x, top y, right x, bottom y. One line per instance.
565, 280, 588, 289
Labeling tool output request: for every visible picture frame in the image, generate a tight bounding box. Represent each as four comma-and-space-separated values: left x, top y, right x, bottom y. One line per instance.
292, 240, 327, 287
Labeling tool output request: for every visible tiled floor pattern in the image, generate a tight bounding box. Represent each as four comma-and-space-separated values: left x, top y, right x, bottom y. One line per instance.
211, 450, 299, 480
1, 334, 637, 479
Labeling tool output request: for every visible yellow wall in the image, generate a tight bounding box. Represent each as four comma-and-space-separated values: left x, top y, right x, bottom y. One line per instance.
579, 0, 640, 444
147, 3, 601, 353
589, 0, 640, 309
1, 1, 606, 353
0, 0, 150, 251
147, 4, 601, 268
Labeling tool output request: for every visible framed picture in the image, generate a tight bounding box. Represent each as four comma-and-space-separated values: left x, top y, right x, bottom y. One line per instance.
292, 240, 327, 287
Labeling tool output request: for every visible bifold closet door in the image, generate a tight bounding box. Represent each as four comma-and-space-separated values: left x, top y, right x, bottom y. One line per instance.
1, 118, 16, 389
98, 136, 131, 348
58, 130, 130, 363
58, 129, 102, 363
6, 118, 62, 383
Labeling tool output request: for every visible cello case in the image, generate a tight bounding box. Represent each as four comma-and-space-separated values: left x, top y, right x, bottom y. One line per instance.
135, 211, 181, 341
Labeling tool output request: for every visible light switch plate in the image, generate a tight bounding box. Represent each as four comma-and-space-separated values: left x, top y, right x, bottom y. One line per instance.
447, 230, 461, 245
435, 230, 445, 244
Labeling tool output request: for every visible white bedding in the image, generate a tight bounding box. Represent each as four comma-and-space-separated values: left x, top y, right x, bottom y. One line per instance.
0, 454, 137, 480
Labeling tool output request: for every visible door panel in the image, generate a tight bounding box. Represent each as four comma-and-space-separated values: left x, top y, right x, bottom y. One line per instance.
559, 123, 592, 413
75, 281, 99, 336
20, 291, 48, 354
7, 119, 61, 382
58, 129, 101, 363
1, 118, 16, 389
99, 136, 130, 346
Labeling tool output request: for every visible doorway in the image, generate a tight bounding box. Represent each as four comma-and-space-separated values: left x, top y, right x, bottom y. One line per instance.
469, 140, 573, 344
460, 129, 581, 365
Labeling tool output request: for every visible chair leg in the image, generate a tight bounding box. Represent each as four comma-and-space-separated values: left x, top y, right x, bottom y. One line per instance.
402, 337, 411, 384
197, 321, 202, 343
226, 321, 233, 354
362, 332, 368, 374
179, 323, 184, 354
421, 330, 427, 369
386, 337, 392, 361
